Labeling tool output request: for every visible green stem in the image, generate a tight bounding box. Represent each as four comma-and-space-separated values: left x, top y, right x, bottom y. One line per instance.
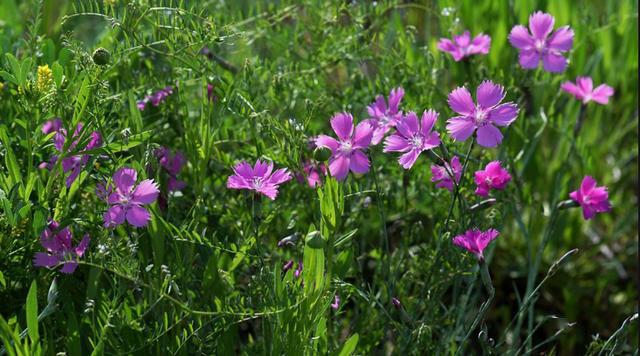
370, 152, 393, 299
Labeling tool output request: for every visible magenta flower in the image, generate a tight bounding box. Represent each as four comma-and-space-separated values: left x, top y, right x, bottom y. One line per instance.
33, 220, 90, 274
207, 83, 217, 102
315, 113, 374, 181
569, 176, 611, 220
103, 167, 159, 228
508, 11, 574, 73
296, 160, 326, 188
561, 77, 614, 105
331, 295, 340, 310
364, 88, 405, 145
155, 147, 186, 192
40, 119, 102, 187
474, 161, 512, 197
226, 160, 292, 200
383, 110, 441, 169
294, 262, 303, 278
453, 228, 499, 261
438, 31, 491, 61
282, 260, 294, 273
137, 86, 174, 110
431, 156, 462, 191
446, 80, 519, 147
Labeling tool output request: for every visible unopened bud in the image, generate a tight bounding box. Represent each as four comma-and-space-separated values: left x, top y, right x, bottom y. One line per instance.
305, 230, 325, 249
557, 199, 579, 210
92, 47, 111, 65
470, 198, 497, 212
313, 147, 331, 162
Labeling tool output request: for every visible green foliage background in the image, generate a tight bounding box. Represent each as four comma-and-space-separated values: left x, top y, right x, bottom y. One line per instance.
0, 0, 637, 354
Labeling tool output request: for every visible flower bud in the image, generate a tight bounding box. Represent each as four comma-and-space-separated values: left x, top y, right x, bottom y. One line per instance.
92, 47, 111, 65
313, 147, 332, 162
470, 198, 497, 212
556, 199, 579, 210
305, 230, 325, 249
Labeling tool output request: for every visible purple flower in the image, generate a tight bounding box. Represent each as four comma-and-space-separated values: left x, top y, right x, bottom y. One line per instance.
474, 161, 512, 197
315, 113, 374, 181
392, 297, 402, 309
364, 88, 405, 144
33, 220, 90, 274
431, 156, 462, 191
438, 31, 491, 61
282, 260, 294, 272
296, 160, 326, 188
569, 176, 611, 220
137, 86, 174, 110
509, 11, 574, 73
446, 80, 519, 147
561, 77, 614, 105
331, 295, 340, 310
207, 83, 217, 102
453, 228, 499, 261
155, 147, 186, 192
103, 167, 159, 228
226, 160, 292, 200
383, 110, 441, 169
40, 119, 102, 187
294, 262, 303, 278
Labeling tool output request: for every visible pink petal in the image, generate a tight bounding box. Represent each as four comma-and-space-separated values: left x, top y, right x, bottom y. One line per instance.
420, 110, 438, 135
383, 134, 411, 153
529, 11, 555, 40
468, 34, 491, 55
388, 87, 404, 114
126, 205, 152, 227
453, 31, 471, 47
268, 168, 292, 185
398, 149, 420, 170
446, 117, 476, 142
519, 49, 541, 69
349, 150, 370, 174
542, 52, 567, 73
509, 25, 534, 50
60, 262, 79, 274
489, 103, 519, 126
330, 112, 354, 141
315, 135, 340, 152
580, 176, 597, 195
476, 124, 503, 147
560, 81, 583, 100
75, 235, 90, 257
476, 80, 505, 108
232, 161, 254, 180
257, 185, 278, 200
591, 84, 614, 105
103, 205, 126, 228
352, 121, 374, 149
576, 77, 593, 93
396, 112, 419, 138
438, 38, 457, 54
328, 155, 350, 181
448, 87, 475, 115
476, 229, 499, 252
132, 179, 159, 204
253, 160, 273, 178
547, 26, 574, 51
34, 253, 61, 268
113, 167, 138, 195
227, 174, 251, 189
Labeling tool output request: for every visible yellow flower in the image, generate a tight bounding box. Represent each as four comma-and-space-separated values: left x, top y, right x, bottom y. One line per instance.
36, 64, 53, 93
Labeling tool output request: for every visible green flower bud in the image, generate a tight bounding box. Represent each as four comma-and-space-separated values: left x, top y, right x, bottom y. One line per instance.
305, 231, 325, 249
92, 48, 111, 65
313, 147, 331, 162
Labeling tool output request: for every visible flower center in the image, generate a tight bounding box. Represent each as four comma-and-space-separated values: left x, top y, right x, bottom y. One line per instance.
251, 178, 264, 190
534, 39, 546, 53
410, 135, 423, 148
485, 177, 493, 186
339, 141, 353, 154
474, 108, 489, 125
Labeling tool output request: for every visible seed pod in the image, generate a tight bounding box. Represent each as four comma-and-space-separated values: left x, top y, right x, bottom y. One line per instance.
556, 199, 579, 210
92, 47, 111, 65
470, 198, 497, 212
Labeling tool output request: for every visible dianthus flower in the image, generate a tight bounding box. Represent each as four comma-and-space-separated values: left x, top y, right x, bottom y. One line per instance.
453, 228, 499, 261
364, 88, 405, 145
431, 156, 462, 191
438, 31, 491, 61
474, 161, 512, 197
383, 110, 441, 169
561, 77, 614, 105
226, 160, 292, 200
103, 167, 159, 228
33, 220, 90, 274
569, 176, 611, 220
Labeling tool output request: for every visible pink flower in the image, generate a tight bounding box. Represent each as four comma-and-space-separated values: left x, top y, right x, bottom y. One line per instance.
103, 167, 159, 228
315, 113, 374, 181
155, 147, 186, 192
226, 160, 292, 200
33, 220, 90, 274
561, 77, 614, 105
508, 11, 574, 73
364, 88, 405, 144
383, 110, 441, 169
137, 86, 174, 110
294, 262, 303, 278
446, 80, 519, 147
331, 295, 340, 310
431, 156, 462, 191
438, 31, 491, 61
40, 119, 102, 187
452, 228, 499, 261
207, 83, 217, 102
474, 161, 512, 197
569, 176, 611, 220
296, 160, 326, 188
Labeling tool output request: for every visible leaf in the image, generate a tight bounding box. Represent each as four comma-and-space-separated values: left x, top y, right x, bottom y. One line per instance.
71, 75, 91, 128
0, 271, 5, 288
26, 280, 38, 342
338, 333, 359, 356
51, 62, 63, 88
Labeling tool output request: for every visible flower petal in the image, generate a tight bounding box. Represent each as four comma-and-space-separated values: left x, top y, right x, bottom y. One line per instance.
476, 124, 503, 147
398, 149, 420, 170
509, 25, 534, 50
232, 161, 254, 180
315, 135, 340, 152
542, 52, 567, 73
591, 84, 614, 105
113, 167, 138, 195
330, 112, 354, 141
519, 49, 541, 69
383, 134, 411, 153
420, 110, 438, 136
126, 205, 152, 227
489, 103, 519, 126
476, 80, 505, 108
349, 150, 370, 174
132, 179, 159, 204
388, 87, 405, 114
561, 81, 583, 100
448, 87, 475, 115
103, 205, 126, 228
60, 262, 79, 274
547, 26, 574, 51
446, 117, 476, 142
268, 168, 292, 185
328, 155, 350, 181
396, 112, 419, 138
33, 253, 61, 268
352, 122, 374, 149
529, 11, 555, 40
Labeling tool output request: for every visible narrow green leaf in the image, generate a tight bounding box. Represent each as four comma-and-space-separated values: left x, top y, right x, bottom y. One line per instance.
338, 333, 359, 356
26, 280, 38, 342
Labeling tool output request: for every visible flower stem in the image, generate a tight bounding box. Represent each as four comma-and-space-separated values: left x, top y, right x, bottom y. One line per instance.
370, 152, 393, 299
572, 103, 587, 138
